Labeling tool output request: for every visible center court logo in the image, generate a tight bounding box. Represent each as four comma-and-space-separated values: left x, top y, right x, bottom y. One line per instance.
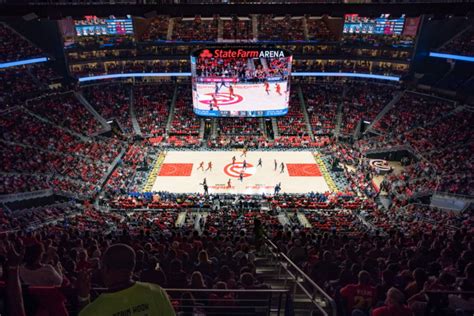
224, 162, 256, 178
199, 93, 243, 106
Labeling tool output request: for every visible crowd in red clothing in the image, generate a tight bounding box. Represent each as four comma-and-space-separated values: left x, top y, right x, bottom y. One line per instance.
0, 107, 123, 197
0, 23, 43, 62
440, 26, 474, 56
172, 16, 218, 41
222, 17, 253, 40
1, 193, 472, 315
340, 83, 398, 135
218, 117, 262, 136
168, 86, 201, 137
141, 15, 170, 41
258, 15, 305, 41
306, 17, 335, 41
277, 93, 309, 136
133, 84, 174, 136
70, 60, 187, 78
26, 92, 104, 136
304, 83, 340, 135
83, 83, 133, 135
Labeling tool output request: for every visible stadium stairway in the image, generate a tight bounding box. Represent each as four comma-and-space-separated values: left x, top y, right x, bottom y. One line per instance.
251, 14, 258, 39
217, 17, 223, 41
271, 117, 280, 138
364, 90, 405, 134
21, 106, 89, 142
255, 238, 337, 316
211, 118, 218, 139
333, 85, 347, 138
353, 120, 362, 139
302, 16, 309, 40
437, 24, 473, 52
165, 84, 178, 135
166, 18, 174, 40
25, 65, 49, 90
199, 118, 205, 139
129, 85, 142, 136
297, 85, 315, 141
74, 91, 111, 132
260, 118, 268, 139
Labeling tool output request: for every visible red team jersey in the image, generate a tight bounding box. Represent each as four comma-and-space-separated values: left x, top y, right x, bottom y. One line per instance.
340, 284, 376, 313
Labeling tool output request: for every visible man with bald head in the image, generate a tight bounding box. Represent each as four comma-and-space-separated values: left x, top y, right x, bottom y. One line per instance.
79, 244, 175, 316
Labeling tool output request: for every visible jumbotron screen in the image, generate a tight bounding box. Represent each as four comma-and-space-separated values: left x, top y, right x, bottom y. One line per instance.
191, 48, 292, 117
74, 15, 134, 37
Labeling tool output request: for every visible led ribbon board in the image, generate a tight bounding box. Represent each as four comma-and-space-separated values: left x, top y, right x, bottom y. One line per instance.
78, 72, 400, 82
429, 52, 474, 63
0, 57, 49, 69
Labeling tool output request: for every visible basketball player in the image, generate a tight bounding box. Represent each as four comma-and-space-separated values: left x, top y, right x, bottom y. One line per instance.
232, 156, 236, 165
280, 162, 285, 173
202, 178, 207, 186
242, 160, 247, 170
203, 183, 209, 195
229, 84, 234, 98
274, 182, 281, 195
240, 148, 247, 157
239, 172, 244, 182
276, 83, 282, 96
197, 161, 204, 171
257, 158, 263, 167
212, 94, 218, 109
264, 81, 270, 95
274, 159, 278, 171
227, 178, 232, 188
206, 161, 213, 171
214, 82, 219, 94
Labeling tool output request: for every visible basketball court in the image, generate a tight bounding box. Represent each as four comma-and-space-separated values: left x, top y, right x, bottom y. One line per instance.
150, 150, 330, 194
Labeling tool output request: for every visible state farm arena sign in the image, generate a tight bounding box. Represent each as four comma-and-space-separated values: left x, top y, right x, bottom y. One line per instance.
192, 48, 292, 59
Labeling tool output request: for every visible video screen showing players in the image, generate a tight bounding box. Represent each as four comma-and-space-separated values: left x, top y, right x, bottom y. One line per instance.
191, 48, 292, 117
74, 15, 134, 37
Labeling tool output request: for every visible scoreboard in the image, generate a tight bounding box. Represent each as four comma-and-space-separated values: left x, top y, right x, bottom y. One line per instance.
374, 14, 405, 35
343, 14, 406, 35
75, 15, 134, 37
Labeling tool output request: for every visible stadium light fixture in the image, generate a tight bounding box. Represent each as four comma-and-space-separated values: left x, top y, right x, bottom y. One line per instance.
429, 52, 474, 63
0, 57, 49, 69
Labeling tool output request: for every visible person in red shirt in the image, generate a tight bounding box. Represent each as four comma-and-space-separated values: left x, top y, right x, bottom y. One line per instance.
372, 287, 413, 316
264, 81, 270, 95
275, 83, 282, 95
340, 270, 376, 316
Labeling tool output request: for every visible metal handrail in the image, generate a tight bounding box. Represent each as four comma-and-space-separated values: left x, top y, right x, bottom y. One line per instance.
264, 236, 337, 316
90, 287, 291, 315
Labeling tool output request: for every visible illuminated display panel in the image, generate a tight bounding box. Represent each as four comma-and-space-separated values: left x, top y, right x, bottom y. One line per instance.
190, 48, 292, 117
74, 15, 134, 37
343, 14, 406, 35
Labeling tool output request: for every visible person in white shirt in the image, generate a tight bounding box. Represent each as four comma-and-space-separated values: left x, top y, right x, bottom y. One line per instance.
19, 242, 63, 286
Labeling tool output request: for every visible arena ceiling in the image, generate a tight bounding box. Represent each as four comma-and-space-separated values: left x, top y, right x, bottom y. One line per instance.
0, 3, 473, 19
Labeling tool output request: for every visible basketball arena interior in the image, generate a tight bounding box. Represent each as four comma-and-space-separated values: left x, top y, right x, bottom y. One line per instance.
0, 1, 473, 316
